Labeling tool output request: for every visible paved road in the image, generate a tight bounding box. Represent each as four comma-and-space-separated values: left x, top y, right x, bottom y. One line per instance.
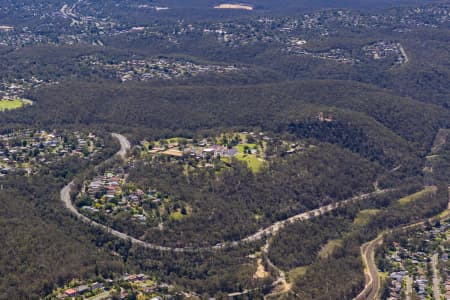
398, 44, 409, 64
354, 235, 383, 300
61, 133, 190, 252
354, 200, 450, 300
431, 253, 441, 300
241, 189, 393, 244
111, 133, 130, 160
61, 132, 394, 253
405, 275, 412, 300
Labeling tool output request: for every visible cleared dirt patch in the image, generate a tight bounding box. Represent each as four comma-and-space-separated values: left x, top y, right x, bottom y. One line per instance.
254, 258, 269, 279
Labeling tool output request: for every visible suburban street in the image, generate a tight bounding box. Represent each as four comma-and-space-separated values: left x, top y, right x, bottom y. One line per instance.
60, 133, 189, 252
431, 253, 441, 300
354, 206, 450, 300
111, 133, 130, 160
405, 275, 412, 300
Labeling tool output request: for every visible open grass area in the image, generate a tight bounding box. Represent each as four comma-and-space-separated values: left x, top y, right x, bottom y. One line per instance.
0, 98, 32, 111
318, 239, 343, 259
236, 143, 258, 153
169, 211, 184, 221
288, 266, 308, 283
235, 141, 265, 173
399, 186, 437, 205
235, 153, 265, 173
354, 209, 381, 226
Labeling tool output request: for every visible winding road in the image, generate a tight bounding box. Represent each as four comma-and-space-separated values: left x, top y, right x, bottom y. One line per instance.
61, 133, 188, 252
111, 133, 130, 159
61, 133, 395, 253
354, 235, 384, 300
354, 205, 450, 300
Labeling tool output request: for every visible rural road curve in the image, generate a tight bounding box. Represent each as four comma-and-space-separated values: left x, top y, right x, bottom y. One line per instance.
61, 133, 394, 252
240, 189, 393, 245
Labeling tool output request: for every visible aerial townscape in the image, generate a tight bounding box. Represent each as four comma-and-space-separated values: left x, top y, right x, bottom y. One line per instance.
0, 0, 449, 299
0, 130, 103, 176
44, 273, 195, 300
378, 220, 449, 300
81, 56, 242, 82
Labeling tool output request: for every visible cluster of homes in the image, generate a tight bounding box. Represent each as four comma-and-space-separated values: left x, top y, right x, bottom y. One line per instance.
0, 77, 50, 100
147, 140, 239, 160
144, 132, 268, 163
200, 4, 449, 49
47, 273, 183, 300
143, 131, 304, 170
363, 41, 408, 65
79, 167, 181, 226
0, 130, 101, 176
382, 221, 449, 300
285, 39, 408, 65
83, 56, 241, 82
1, 0, 449, 50
0, 27, 50, 47
288, 46, 357, 64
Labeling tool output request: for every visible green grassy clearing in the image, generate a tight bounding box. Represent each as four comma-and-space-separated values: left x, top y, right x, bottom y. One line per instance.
354, 209, 381, 226
288, 266, 308, 283
399, 186, 436, 205
318, 239, 343, 259
0, 98, 32, 111
235, 141, 265, 173
235, 153, 264, 173
169, 211, 184, 221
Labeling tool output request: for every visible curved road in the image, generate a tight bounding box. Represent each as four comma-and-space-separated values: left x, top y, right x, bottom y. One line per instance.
61, 133, 394, 253
355, 205, 449, 300
240, 189, 393, 245
354, 235, 383, 300
111, 133, 130, 160
61, 133, 188, 252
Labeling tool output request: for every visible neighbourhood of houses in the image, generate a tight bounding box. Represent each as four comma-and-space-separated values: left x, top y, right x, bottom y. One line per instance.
81, 56, 242, 82
77, 131, 306, 233
77, 166, 188, 229
285, 39, 408, 65
0, 76, 55, 100
0, 129, 102, 176
140, 131, 302, 172
363, 41, 408, 65
285, 45, 357, 64
44, 273, 192, 300
380, 220, 449, 300
0, 2, 448, 51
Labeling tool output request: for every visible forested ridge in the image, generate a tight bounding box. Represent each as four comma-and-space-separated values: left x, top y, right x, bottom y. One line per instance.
0, 0, 450, 299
